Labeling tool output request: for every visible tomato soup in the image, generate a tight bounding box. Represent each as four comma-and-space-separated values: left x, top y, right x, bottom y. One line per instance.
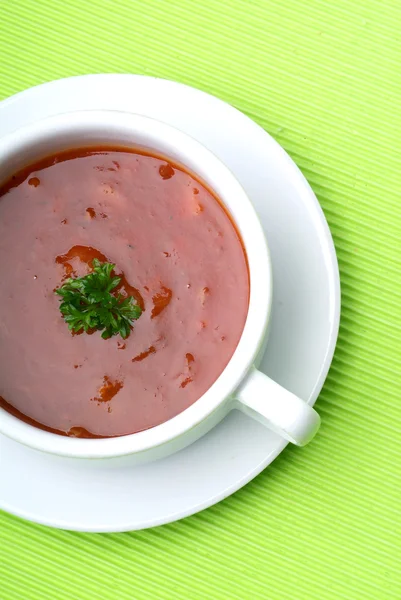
0, 148, 249, 437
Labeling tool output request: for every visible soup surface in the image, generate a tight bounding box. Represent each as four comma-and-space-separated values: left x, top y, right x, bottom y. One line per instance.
0, 148, 249, 437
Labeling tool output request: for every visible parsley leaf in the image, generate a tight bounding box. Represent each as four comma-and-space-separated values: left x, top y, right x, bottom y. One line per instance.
55, 259, 142, 339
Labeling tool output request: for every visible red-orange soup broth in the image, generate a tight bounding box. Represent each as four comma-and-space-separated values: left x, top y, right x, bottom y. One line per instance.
0, 148, 249, 437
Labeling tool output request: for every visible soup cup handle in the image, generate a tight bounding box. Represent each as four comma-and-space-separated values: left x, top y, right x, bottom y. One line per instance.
234, 366, 321, 446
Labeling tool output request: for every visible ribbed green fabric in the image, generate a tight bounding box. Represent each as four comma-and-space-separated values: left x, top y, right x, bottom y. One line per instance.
0, 1, 400, 598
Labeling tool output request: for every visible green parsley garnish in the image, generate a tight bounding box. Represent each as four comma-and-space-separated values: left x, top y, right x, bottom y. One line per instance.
55, 259, 142, 339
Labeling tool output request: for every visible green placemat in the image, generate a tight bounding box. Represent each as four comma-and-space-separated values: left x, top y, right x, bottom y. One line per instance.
0, 1, 400, 598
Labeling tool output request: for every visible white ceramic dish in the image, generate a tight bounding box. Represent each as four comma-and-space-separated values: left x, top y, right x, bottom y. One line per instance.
0, 110, 320, 457
0, 75, 340, 531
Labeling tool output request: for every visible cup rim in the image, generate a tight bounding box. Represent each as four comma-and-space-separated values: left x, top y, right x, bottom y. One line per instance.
0, 109, 272, 458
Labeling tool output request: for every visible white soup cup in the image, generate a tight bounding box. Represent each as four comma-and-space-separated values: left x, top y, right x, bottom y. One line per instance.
0, 110, 320, 460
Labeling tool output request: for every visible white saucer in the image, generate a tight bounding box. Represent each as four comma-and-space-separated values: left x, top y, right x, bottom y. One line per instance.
0, 75, 340, 532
